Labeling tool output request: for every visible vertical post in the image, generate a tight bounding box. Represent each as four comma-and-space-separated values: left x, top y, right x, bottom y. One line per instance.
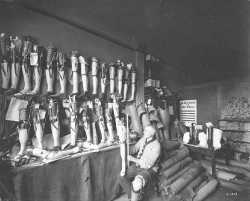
126, 114, 130, 168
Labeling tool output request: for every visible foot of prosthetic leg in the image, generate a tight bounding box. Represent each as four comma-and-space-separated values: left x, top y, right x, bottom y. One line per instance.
131, 176, 145, 201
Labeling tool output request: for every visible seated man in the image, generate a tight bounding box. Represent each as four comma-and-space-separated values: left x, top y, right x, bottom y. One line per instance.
119, 125, 161, 201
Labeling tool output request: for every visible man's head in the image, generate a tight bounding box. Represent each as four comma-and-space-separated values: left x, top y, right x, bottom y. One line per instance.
143, 125, 156, 139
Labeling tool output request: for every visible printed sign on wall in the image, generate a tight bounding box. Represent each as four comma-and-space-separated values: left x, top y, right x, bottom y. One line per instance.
180, 99, 197, 124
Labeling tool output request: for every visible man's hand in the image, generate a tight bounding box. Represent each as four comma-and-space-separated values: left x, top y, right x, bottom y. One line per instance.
128, 155, 139, 164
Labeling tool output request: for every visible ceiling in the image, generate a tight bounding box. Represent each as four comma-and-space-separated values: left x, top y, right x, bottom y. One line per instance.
8, 0, 250, 83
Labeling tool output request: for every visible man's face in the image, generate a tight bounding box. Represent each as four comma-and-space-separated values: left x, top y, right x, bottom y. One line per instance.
143, 126, 155, 139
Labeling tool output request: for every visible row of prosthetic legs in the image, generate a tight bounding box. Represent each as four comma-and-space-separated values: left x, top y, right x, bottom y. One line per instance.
0, 34, 137, 104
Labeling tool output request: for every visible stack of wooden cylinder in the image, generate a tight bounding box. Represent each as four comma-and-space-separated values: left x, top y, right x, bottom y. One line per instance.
201, 156, 250, 192
158, 141, 218, 201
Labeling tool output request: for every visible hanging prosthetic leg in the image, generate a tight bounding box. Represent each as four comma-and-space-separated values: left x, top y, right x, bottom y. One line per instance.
69, 95, 79, 147
51, 51, 67, 98
95, 98, 107, 144
27, 45, 45, 95
15, 36, 32, 97
79, 56, 89, 96
5, 36, 22, 95
116, 60, 123, 98
0, 33, 10, 92
109, 63, 116, 96
32, 103, 46, 149
48, 98, 61, 150
87, 100, 99, 145
121, 63, 132, 102
127, 65, 136, 102
80, 102, 93, 148
158, 100, 170, 140
127, 103, 143, 136
113, 97, 127, 176
105, 102, 115, 143
71, 51, 79, 95
91, 57, 99, 96
45, 45, 57, 95
100, 62, 108, 98
15, 108, 30, 161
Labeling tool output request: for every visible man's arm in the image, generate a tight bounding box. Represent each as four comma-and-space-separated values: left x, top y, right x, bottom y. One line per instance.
129, 138, 144, 155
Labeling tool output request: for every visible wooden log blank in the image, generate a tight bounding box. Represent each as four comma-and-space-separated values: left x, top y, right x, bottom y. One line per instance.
161, 147, 189, 170
193, 179, 218, 201
162, 157, 192, 179
168, 164, 204, 194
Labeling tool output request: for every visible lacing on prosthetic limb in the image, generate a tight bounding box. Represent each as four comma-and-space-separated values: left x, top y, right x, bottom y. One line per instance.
46, 45, 57, 94
48, 99, 60, 149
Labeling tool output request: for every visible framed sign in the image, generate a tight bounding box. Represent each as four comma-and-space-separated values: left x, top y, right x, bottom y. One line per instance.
180, 99, 197, 124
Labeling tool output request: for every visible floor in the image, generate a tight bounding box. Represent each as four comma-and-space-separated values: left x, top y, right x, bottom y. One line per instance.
113, 187, 250, 201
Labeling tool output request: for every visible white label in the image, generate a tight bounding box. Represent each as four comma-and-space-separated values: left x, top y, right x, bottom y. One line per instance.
179, 99, 197, 124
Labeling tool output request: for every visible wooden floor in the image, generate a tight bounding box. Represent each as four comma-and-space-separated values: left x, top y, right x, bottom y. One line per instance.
113, 187, 250, 201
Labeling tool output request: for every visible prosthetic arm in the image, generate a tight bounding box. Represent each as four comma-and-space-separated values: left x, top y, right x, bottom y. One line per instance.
79, 56, 88, 95
46, 45, 57, 95
48, 98, 60, 150
71, 51, 79, 95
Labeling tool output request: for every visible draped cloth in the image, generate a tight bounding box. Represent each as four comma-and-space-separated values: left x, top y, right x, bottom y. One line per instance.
13, 148, 122, 201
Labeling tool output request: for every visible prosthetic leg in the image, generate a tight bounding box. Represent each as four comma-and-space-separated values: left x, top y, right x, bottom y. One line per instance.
80, 102, 92, 147
105, 102, 115, 143
69, 95, 79, 147
71, 51, 79, 95
5, 36, 22, 95
15, 36, 32, 96
28, 44, 44, 95
79, 56, 88, 95
100, 62, 108, 97
113, 98, 127, 176
121, 63, 132, 102
0, 33, 10, 92
88, 100, 99, 145
117, 60, 123, 98
91, 57, 98, 96
95, 98, 107, 144
48, 98, 60, 150
32, 103, 46, 149
127, 66, 136, 102
109, 63, 116, 95
45, 45, 57, 95
51, 51, 67, 98
127, 103, 143, 136
15, 108, 30, 161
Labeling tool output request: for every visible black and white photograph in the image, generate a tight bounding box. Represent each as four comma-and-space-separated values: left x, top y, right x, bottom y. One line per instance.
0, 0, 249, 201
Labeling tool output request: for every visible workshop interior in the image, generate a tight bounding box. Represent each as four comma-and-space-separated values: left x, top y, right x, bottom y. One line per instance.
0, 1, 249, 201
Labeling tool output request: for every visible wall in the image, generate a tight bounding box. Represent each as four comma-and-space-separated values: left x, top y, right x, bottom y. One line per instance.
180, 76, 250, 125
0, 2, 144, 102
